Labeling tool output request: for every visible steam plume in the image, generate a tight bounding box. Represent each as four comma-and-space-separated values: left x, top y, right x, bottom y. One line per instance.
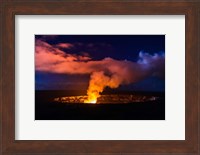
36, 40, 165, 102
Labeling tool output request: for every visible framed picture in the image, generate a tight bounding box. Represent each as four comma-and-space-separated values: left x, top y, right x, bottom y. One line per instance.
1, 0, 199, 154
35, 34, 166, 120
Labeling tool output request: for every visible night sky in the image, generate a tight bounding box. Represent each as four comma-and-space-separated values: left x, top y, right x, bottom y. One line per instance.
35, 35, 165, 92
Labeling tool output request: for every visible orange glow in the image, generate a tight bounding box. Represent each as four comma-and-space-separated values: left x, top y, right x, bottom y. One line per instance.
83, 71, 111, 104
84, 98, 97, 104
84, 91, 98, 104
90, 100, 96, 104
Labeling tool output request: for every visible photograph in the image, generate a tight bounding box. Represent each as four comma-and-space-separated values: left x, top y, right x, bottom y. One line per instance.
35, 35, 165, 120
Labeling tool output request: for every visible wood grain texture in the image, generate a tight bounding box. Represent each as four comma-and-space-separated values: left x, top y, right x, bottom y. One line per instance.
0, 1, 3, 155
0, 0, 200, 154
199, 5, 200, 155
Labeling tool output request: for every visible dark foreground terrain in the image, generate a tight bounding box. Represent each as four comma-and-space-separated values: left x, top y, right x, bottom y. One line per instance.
35, 90, 165, 120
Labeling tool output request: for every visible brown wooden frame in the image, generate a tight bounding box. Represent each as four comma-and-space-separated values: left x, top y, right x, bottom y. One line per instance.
0, 0, 200, 154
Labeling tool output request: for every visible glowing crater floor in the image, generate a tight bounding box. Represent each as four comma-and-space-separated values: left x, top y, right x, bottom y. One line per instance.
54, 94, 159, 104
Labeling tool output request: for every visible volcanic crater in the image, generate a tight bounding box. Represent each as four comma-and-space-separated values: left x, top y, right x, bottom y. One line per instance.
54, 94, 159, 104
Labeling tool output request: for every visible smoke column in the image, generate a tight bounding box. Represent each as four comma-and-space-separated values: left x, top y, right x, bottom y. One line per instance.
36, 40, 165, 103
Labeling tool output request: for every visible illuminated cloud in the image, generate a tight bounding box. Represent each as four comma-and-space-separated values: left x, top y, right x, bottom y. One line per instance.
35, 40, 165, 101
